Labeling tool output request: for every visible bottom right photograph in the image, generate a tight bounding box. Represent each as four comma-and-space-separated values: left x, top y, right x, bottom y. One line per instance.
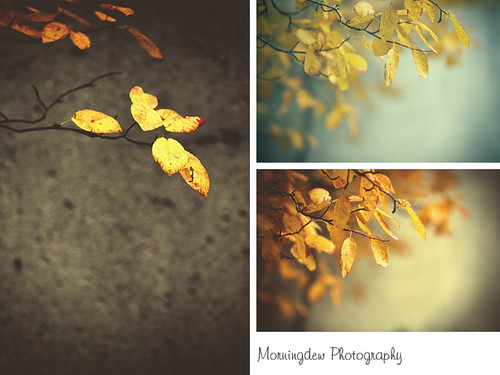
257, 169, 500, 332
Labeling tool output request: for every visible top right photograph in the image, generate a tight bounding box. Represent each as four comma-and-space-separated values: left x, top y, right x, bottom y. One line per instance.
257, 0, 499, 162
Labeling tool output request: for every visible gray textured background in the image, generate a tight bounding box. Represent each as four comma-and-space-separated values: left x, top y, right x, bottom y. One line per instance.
0, 1, 249, 374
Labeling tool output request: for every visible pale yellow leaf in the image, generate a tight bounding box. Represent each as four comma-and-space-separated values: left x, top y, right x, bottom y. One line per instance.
296, 29, 316, 45
384, 44, 399, 86
71, 109, 122, 133
353, 1, 375, 18
157, 109, 205, 133
372, 37, 391, 56
304, 44, 322, 76
404, 0, 423, 21
308, 187, 331, 204
379, 6, 398, 41
404, 205, 426, 240
345, 52, 367, 72
131, 103, 163, 131
448, 11, 469, 50
152, 137, 189, 176
412, 48, 429, 78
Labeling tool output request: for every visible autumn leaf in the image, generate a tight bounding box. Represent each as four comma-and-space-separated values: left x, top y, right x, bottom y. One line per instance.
295, 29, 316, 45
345, 52, 367, 72
57, 6, 91, 27
355, 210, 372, 236
69, 30, 90, 49
308, 187, 331, 204
124, 26, 163, 60
399, 199, 426, 240
284, 215, 303, 234
412, 48, 429, 78
156, 109, 205, 133
353, 1, 375, 18
384, 44, 399, 86
379, 6, 398, 41
152, 137, 189, 176
372, 38, 391, 57
100, 3, 135, 16
305, 234, 335, 254
129, 86, 158, 109
307, 279, 326, 302
340, 237, 356, 278
370, 236, 389, 267
71, 109, 122, 133
360, 175, 379, 211
131, 103, 163, 131
94, 11, 116, 22
304, 44, 322, 76
41, 21, 71, 43
24, 9, 56, 23
447, 11, 469, 50
11, 23, 41, 39
373, 210, 399, 240
179, 152, 210, 198
404, 0, 423, 22
262, 231, 281, 260
328, 194, 351, 244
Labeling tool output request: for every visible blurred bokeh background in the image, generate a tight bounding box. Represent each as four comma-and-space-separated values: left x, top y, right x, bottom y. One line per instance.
0, 1, 249, 374
257, 0, 500, 162
258, 170, 500, 331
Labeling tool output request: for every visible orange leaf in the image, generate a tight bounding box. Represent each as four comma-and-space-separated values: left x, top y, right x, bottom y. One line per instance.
41, 21, 71, 43
24, 9, 56, 23
100, 3, 135, 16
307, 279, 326, 303
131, 103, 163, 131
11, 23, 41, 38
124, 26, 163, 60
152, 137, 188, 176
179, 152, 210, 198
71, 109, 122, 133
69, 30, 90, 49
340, 237, 356, 278
94, 11, 116, 22
57, 6, 91, 27
156, 109, 205, 133
129, 86, 158, 109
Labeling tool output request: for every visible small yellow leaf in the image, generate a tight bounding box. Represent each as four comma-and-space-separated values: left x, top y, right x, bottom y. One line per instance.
179, 152, 210, 198
71, 109, 122, 133
384, 44, 399, 86
448, 11, 469, 50
305, 234, 335, 254
326, 30, 343, 48
94, 10, 116, 22
152, 137, 189, 176
372, 38, 391, 57
345, 52, 367, 72
131, 103, 163, 131
412, 48, 429, 78
100, 3, 135, 16
304, 44, 322, 76
404, 205, 427, 240
335, 50, 347, 80
41, 21, 71, 43
57, 6, 91, 27
295, 29, 316, 45
69, 30, 90, 49
396, 24, 412, 47
373, 210, 399, 240
340, 237, 356, 278
379, 6, 398, 41
157, 109, 205, 133
370, 236, 389, 267
302, 201, 331, 214
124, 26, 163, 60
129, 86, 158, 109
353, 1, 375, 18
11, 23, 41, 39
308, 187, 331, 204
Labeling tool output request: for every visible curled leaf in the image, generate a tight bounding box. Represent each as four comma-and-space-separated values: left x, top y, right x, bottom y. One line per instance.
179, 152, 210, 198
124, 26, 163, 60
100, 3, 135, 16
41, 21, 71, 43
156, 109, 205, 133
71, 109, 122, 133
353, 1, 375, 18
152, 137, 188, 176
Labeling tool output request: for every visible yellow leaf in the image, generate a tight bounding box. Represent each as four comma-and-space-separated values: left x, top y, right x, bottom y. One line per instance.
335, 50, 347, 80
353, 1, 375, 18
370, 236, 389, 267
291, 235, 315, 271
360, 176, 379, 211
100, 3, 135, 16
129, 86, 158, 109
372, 38, 391, 57
447, 11, 469, 50
304, 44, 322, 76
328, 195, 351, 244
308, 187, 331, 204
326, 30, 343, 48
331, 169, 348, 189
325, 105, 343, 129
423, 0, 435, 22
152, 137, 189, 176
131, 103, 163, 131
307, 279, 326, 302
295, 29, 316, 45
302, 201, 330, 214
412, 48, 429, 78
417, 22, 438, 42
94, 10, 116, 22
373, 210, 399, 240
305, 234, 335, 254
379, 6, 398, 41
404, 0, 423, 22
403, 205, 426, 240
69, 30, 90, 50
124, 26, 163, 60
57, 6, 92, 27
71, 109, 122, 133
345, 52, 367, 72
156, 109, 205, 133
415, 24, 437, 52
355, 210, 372, 235
284, 215, 303, 233
262, 231, 281, 260
340, 237, 356, 278
11, 23, 41, 39
179, 152, 210, 198
396, 24, 412, 47
41, 21, 71, 43
347, 14, 374, 26
384, 44, 399, 86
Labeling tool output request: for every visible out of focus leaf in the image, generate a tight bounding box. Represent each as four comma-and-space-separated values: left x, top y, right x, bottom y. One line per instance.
94, 10, 116, 22
57, 6, 91, 27
11, 23, 41, 38
69, 30, 90, 49
124, 25, 163, 60
100, 3, 135, 16
71, 109, 122, 133
305, 234, 335, 254
262, 231, 281, 260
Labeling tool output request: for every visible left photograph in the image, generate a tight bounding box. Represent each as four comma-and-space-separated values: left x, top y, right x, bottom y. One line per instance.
0, 0, 249, 374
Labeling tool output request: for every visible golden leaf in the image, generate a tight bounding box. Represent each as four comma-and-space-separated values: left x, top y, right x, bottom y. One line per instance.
124, 26, 163, 60
353, 1, 375, 18
373, 210, 399, 240
447, 11, 469, 50
412, 48, 429, 78
370, 236, 389, 267
360, 176, 379, 211
331, 169, 348, 189
415, 24, 437, 52
152, 137, 189, 176
11, 23, 41, 39
379, 6, 398, 41
396, 24, 412, 48
94, 11, 116, 22
305, 234, 335, 254
131, 103, 163, 131
404, 0, 423, 22
423, 0, 435, 22
57, 6, 91, 27
372, 38, 391, 56
326, 30, 343, 48
384, 44, 399, 86
355, 210, 372, 236
335, 50, 347, 80
156, 109, 205, 133
291, 235, 315, 271
257, 214, 274, 231
340, 237, 356, 278
347, 14, 374, 26
345, 52, 367, 72
100, 3, 135, 16
129, 86, 158, 109
295, 29, 316, 45
307, 279, 326, 302
262, 231, 281, 260
179, 152, 210, 198
308, 187, 331, 204
284, 215, 303, 233
41, 21, 71, 43
71, 109, 122, 133
404, 205, 427, 240
69, 30, 90, 49
328, 194, 351, 244
304, 44, 322, 76
302, 201, 331, 214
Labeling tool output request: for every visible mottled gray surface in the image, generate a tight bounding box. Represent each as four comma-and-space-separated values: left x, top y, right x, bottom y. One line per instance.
0, 1, 249, 374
